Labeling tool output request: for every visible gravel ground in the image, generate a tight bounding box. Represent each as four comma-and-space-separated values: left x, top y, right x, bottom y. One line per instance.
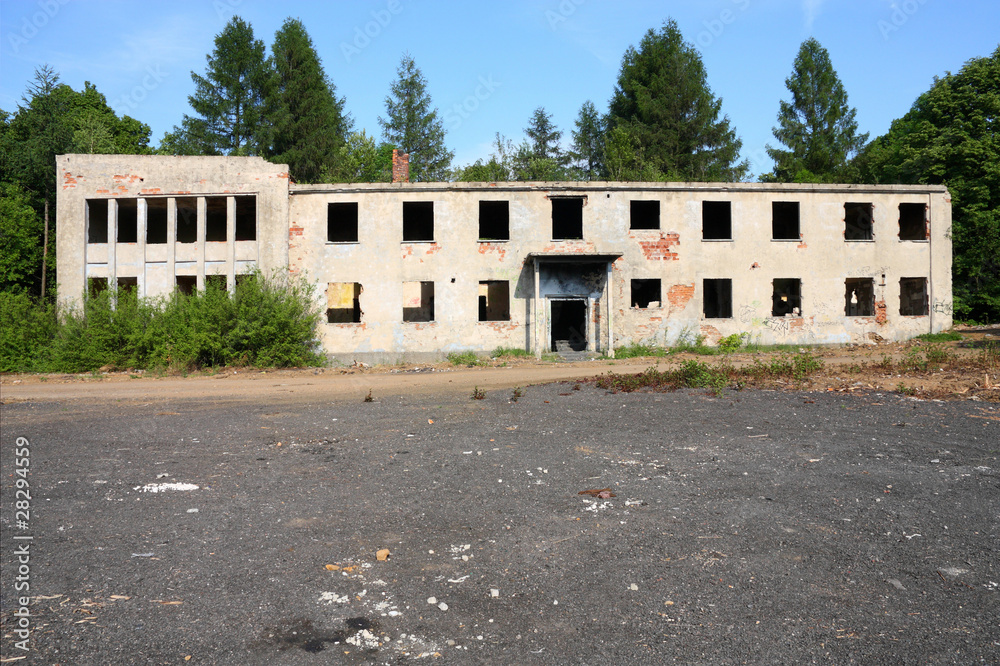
1, 380, 998, 664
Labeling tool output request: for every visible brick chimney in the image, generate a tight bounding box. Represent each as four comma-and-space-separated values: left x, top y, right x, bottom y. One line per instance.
392, 149, 410, 183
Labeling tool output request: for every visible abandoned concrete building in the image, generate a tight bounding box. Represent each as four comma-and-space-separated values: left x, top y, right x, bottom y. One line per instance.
56, 153, 953, 362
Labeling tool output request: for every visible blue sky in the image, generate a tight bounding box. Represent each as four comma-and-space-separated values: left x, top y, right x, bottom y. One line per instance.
1, 0, 997, 179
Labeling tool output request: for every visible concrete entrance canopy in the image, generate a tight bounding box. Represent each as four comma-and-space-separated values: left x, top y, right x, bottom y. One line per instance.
526, 252, 623, 358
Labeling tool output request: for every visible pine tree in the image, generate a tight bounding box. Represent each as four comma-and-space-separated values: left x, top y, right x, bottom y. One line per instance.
181, 16, 273, 156
570, 100, 605, 180
766, 38, 868, 182
607, 19, 748, 181
378, 55, 453, 181
268, 18, 351, 183
519, 107, 567, 180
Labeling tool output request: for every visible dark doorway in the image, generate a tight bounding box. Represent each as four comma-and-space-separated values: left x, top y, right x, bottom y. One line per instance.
550, 299, 587, 352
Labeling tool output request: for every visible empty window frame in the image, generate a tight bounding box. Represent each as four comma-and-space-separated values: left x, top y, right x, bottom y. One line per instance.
403, 281, 434, 322
87, 276, 108, 298
702, 201, 732, 240
327, 282, 363, 323
206, 197, 227, 242
117, 199, 138, 243
630, 200, 659, 230
328, 202, 359, 243
87, 199, 109, 243
478, 280, 510, 321
899, 203, 927, 240
772, 201, 799, 240
630, 279, 661, 309
844, 278, 875, 316
551, 197, 583, 240
900, 277, 929, 316
771, 278, 802, 316
845, 203, 874, 240
403, 202, 434, 241
175, 275, 196, 295
703, 279, 733, 318
146, 198, 168, 244
117, 276, 138, 294
235, 196, 256, 241
176, 197, 198, 243
205, 274, 227, 291
479, 201, 509, 240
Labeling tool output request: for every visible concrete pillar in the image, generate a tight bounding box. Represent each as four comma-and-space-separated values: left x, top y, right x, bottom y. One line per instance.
137, 198, 147, 298
197, 196, 206, 291
227, 196, 236, 293
606, 262, 614, 358
167, 197, 176, 290
533, 259, 541, 359
108, 200, 117, 290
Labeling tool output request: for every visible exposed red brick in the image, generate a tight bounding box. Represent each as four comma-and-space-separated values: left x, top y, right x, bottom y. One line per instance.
483, 321, 519, 333
667, 283, 695, 310
700, 324, 721, 343
477, 242, 507, 261
797, 241, 807, 249
392, 150, 410, 183
96, 188, 110, 195
636, 232, 680, 261
288, 225, 304, 238
139, 188, 163, 195
875, 300, 887, 325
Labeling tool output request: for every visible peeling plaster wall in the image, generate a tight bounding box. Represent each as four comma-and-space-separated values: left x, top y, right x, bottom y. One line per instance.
56, 154, 289, 311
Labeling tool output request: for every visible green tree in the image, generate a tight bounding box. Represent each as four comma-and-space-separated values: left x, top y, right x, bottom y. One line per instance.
454, 133, 516, 182
765, 38, 868, 183
268, 18, 351, 183
853, 47, 1000, 323
175, 16, 274, 156
607, 19, 748, 181
517, 107, 568, 180
570, 100, 606, 180
0, 183, 44, 293
321, 131, 394, 183
378, 55, 453, 181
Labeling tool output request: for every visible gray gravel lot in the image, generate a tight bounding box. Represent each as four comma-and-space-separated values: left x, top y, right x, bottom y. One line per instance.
2, 381, 998, 664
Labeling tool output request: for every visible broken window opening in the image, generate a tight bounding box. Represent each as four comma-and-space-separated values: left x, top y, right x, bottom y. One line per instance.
479, 201, 509, 240
898, 203, 927, 241
235, 196, 256, 241
900, 277, 928, 316
117, 276, 138, 295
146, 198, 168, 244
206, 197, 227, 242
845, 202, 874, 240
117, 199, 138, 243
87, 277, 108, 298
205, 274, 227, 291
402, 202, 434, 241
630, 200, 659, 230
551, 197, 583, 240
86, 199, 109, 243
702, 201, 732, 240
844, 278, 875, 316
327, 282, 363, 323
772, 201, 799, 240
328, 202, 359, 243
175, 275, 196, 295
478, 280, 510, 321
176, 197, 198, 244
402, 281, 434, 322
771, 278, 802, 316
630, 279, 661, 309
234, 273, 253, 291
703, 279, 733, 318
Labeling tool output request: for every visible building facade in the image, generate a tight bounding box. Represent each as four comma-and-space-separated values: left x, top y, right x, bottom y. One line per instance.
57, 154, 953, 363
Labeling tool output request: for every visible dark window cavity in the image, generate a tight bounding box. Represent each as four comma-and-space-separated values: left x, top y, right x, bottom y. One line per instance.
479, 280, 510, 321
235, 196, 256, 241
206, 197, 227, 242
771, 278, 802, 316
551, 197, 583, 240
175, 276, 197, 295
703, 279, 733, 318
403, 281, 434, 322
117, 199, 138, 243
702, 201, 732, 240
327, 282, 363, 323
630, 200, 659, 230
772, 201, 800, 240
146, 198, 168, 244
898, 203, 927, 240
328, 202, 359, 243
87, 276, 108, 297
87, 199, 109, 243
630, 279, 661, 309
479, 201, 510, 240
844, 278, 875, 316
845, 202, 873, 240
206, 274, 227, 291
403, 202, 434, 241
900, 277, 928, 316
176, 197, 198, 243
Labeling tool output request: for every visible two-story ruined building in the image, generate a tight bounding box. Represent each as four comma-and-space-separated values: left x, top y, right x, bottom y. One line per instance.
56, 153, 952, 363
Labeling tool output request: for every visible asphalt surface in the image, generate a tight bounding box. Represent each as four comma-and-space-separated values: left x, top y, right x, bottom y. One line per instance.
1, 380, 998, 664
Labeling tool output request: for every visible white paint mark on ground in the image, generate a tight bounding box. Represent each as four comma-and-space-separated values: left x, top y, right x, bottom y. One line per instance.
133, 482, 199, 492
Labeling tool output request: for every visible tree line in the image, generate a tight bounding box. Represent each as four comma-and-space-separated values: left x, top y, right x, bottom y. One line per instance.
1, 16, 996, 322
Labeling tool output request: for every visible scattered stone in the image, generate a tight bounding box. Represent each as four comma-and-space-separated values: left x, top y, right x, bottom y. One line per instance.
427, 596, 437, 605
438, 602, 449, 611
376, 548, 391, 561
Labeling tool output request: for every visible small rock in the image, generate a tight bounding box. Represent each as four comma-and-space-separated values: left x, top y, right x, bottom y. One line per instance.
629, 583, 638, 591
427, 596, 437, 605
376, 548, 391, 561
490, 589, 499, 598
438, 602, 449, 611
887, 578, 906, 590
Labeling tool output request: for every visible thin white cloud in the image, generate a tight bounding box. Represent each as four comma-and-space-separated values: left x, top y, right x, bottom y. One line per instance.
803, 0, 825, 31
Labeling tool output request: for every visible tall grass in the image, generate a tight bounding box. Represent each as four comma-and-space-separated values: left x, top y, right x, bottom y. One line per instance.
1, 271, 323, 373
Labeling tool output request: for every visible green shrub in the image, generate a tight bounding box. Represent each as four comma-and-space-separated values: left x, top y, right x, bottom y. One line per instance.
717, 332, 749, 353
915, 331, 962, 342
0, 291, 57, 372
447, 351, 484, 366
492, 346, 532, 358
